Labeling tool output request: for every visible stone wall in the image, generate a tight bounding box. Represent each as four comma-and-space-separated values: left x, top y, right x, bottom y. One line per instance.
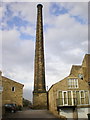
48, 54, 90, 119
2, 76, 24, 106
82, 54, 90, 83
33, 92, 47, 109
48, 77, 89, 112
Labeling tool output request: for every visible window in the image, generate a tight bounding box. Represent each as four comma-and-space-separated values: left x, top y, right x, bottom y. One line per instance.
76, 91, 80, 105
57, 90, 89, 106
68, 78, 78, 88
80, 91, 89, 105
63, 91, 68, 105
73, 91, 77, 105
58, 91, 63, 105
11, 87, 15, 92
80, 91, 85, 104
68, 91, 72, 105
85, 91, 89, 104
78, 74, 83, 80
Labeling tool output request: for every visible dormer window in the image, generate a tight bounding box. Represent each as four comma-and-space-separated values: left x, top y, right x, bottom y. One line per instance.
78, 74, 83, 80
68, 78, 78, 89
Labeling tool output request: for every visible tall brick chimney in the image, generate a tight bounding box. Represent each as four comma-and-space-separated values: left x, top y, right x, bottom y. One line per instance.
33, 4, 47, 109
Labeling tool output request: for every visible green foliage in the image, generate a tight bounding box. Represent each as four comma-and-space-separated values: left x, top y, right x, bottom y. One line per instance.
17, 105, 23, 111
23, 98, 32, 107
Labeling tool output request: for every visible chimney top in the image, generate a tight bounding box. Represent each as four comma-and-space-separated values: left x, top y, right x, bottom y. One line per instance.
37, 4, 43, 8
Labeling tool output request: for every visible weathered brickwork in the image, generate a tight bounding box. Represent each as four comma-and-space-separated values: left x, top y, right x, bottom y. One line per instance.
33, 92, 47, 109
33, 4, 47, 109
82, 54, 90, 83
48, 54, 90, 119
34, 4, 46, 92
2, 76, 24, 106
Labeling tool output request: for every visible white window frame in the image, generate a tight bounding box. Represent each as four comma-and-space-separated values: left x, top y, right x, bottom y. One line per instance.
68, 91, 73, 106
68, 78, 79, 89
62, 91, 68, 106
80, 90, 85, 105
85, 90, 89, 104
58, 91, 76, 106
57, 90, 63, 106
57, 90, 89, 106
80, 90, 89, 105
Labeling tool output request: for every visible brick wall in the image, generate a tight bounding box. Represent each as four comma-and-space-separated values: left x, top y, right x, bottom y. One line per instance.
33, 92, 47, 109
2, 76, 24, 106
48, 54, 90, 118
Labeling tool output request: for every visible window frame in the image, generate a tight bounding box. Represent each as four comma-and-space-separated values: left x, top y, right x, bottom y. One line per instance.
80, 91, 85, 104
57, 90, 89, 106
68, 78, 79, 89
62, 91, 68, 106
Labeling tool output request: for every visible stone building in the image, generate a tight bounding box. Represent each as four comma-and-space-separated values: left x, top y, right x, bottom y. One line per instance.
48, 54, 90, 119
2, 75, 24, 106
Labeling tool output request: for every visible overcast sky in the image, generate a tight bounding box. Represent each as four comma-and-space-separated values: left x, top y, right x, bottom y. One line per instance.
0, 2, 88, 101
